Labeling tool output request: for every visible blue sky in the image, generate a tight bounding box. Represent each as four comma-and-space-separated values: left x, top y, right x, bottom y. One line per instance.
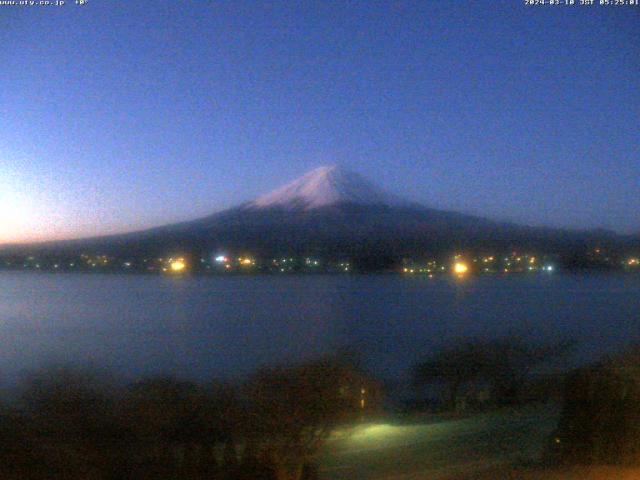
1, 1, 638, 242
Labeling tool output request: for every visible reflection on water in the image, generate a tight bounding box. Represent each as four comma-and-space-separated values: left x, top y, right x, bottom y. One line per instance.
0, 272, 638, 383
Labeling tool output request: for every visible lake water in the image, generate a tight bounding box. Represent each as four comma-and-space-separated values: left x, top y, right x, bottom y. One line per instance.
1, 272, 639, 386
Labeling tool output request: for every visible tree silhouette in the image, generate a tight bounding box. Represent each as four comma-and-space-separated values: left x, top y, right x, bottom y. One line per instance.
244, 356, 381, 480
414, 337, 575, 409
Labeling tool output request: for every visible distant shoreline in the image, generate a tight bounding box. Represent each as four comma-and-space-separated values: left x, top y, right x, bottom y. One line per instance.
0, 268, 637, 277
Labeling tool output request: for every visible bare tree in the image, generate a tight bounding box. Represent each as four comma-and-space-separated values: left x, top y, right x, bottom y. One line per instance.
243, 357, 381, 480
414, 337, 575, 410
413, 340, 486, 410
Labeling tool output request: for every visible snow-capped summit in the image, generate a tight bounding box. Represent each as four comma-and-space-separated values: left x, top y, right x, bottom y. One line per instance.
247, 165, 409, 210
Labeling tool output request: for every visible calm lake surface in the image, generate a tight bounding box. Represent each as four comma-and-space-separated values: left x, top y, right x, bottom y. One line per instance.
1, 272, 639, 385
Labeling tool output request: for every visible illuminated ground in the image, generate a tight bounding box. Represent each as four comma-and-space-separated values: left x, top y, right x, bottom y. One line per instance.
319, 404, 560, 479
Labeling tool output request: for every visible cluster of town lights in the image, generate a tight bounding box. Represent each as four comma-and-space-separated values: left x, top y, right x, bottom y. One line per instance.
4, 250, 639, 274
158, 257, 188, 273
400, 253, 561, 277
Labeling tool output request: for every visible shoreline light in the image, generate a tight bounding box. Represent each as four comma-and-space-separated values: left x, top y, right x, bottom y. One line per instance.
453, 262, 469, 275
170, 259, 186, 272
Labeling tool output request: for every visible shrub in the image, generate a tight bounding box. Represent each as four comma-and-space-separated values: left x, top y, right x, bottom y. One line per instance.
552, 346, 640, 465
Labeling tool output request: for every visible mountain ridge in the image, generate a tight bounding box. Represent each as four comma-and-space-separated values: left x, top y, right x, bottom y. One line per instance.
1, 166, 638, 260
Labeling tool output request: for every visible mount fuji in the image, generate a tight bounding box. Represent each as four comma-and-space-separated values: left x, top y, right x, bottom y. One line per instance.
4, 165, 632, 264
246, 165, 411, 210
165, 164, 507, 257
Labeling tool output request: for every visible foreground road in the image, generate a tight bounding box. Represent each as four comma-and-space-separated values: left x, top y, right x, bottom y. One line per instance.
319, 405, 559, 480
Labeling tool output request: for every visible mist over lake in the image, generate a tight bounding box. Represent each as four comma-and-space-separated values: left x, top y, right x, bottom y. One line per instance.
1, 272, 639, 385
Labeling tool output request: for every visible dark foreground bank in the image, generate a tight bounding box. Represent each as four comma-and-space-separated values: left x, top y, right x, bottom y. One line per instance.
1, 346, 639, 480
